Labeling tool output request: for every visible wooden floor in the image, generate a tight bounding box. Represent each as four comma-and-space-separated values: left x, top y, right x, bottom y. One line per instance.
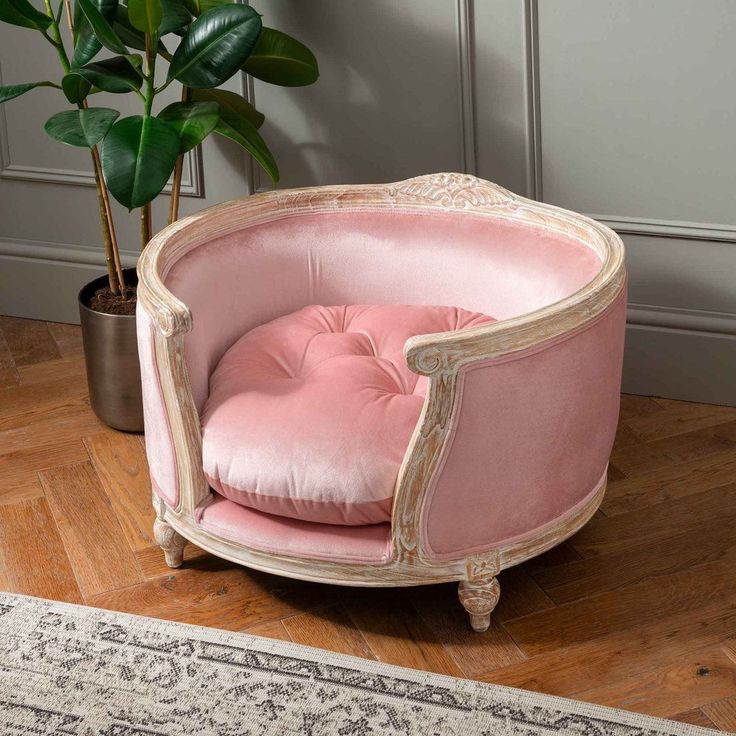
1, 315, 736, 729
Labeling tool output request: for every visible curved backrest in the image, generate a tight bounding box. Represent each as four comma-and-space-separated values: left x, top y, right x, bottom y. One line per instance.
164, 206, 603, 412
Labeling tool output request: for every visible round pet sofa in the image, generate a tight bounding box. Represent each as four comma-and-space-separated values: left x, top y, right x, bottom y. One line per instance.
137, 173, 626, 631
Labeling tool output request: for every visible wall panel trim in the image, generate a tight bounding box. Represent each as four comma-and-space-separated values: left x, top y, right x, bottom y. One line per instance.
455, 0, 477, 175
0, 237, 138, 268
591, 215, 736, 243
521, 4, 735, 243
522, 0, 542, 201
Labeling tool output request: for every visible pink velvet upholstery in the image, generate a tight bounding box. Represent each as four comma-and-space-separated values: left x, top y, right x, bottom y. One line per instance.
421, 289, 627, 559
137, 195, 624, 565
163, 211, 603, 413
198, 494, 392, 564
201, 304, 494, 525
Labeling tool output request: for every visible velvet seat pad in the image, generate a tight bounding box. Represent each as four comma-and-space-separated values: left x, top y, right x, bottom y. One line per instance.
201, 304, 494, 525
197, 494, 393, 564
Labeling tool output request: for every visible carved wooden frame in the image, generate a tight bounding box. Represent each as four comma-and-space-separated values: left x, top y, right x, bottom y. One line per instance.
138, 173, 626, 631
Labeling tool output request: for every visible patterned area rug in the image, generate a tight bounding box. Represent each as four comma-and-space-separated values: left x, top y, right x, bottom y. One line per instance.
0, 592, 719, 735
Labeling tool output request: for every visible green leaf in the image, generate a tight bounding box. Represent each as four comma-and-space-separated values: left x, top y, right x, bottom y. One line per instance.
68, 56, 143, 94
159, 0, 189, 34
168, 4, 261, 88
158, 100, 218, 153
242, 27, 318, 87
182, 0, 229, 16
215, 115, 278, 184
0, 0, 51, 30
44, 107, 119, 147
113, 3, 167, 51
127, 0, 161, 34
73, 0, 119, 66
61, 73, 92, 103
78, 0, 129, 56
190, 87, 263, 129
0, 80, 55, 103
101, 114, 180, 209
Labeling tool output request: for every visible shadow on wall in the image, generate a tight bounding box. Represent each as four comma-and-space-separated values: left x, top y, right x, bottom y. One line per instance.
238, 0, 486, 188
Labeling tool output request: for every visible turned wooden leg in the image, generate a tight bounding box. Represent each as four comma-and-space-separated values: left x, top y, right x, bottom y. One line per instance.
153, 517, 187, 568
458, 576, 501, 632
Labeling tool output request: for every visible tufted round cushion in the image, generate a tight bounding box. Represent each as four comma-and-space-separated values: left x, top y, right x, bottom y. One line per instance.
201, 304, 495, 525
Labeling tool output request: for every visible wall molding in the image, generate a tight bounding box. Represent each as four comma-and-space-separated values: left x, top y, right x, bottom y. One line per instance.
0, 142, 204, 198
589, 214, 736, 243
628, 302, 736, 336
0, 236, 138, 268
519, 2, 736, 243
522, 0, 542, 201
455, 0, 477, 175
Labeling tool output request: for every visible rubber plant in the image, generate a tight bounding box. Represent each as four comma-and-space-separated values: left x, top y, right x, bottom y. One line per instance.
0, 0, 318, 311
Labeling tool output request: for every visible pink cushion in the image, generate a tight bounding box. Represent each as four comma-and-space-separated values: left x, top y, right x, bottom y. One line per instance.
201, 304, 494, 525
197, 494, 393, 564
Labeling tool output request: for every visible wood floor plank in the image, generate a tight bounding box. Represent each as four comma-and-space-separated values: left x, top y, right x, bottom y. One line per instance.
611, 422, 639, 452
0, 497, 82, 602
284, 605, 376, 659
502, 553, 736, 657
625, 398, 736, 442
0, 408, 104, 504
344, 590, 464, 677
0, 328, 19, 388
618, 394, 663, 419
0, 439, 88, 503
601, 449, 736, 517
493, 567, 555, 623
522, 541, 582, 573
243, 619, 293, 641
575, 643, 736, 718
47, 322, 84, 359
703, 695, 736, 732
39, 461, 143, 597
479, 598, 736, 695
84, 431, 155, 551
571, 483, 736, 558
0, 374, 89, 431
17, 356, 87, 385
408, 583, 526, 678
88, 565, 338, 630
0, 316, 60, 366
611, 420, 736, 477
669, 708, 718, 729
534, 523, 736, 605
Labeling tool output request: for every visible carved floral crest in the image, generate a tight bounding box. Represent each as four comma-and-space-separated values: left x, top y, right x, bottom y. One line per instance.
389, 173, 516, 210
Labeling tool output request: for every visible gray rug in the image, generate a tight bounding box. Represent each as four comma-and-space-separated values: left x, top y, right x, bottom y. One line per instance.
0, 592, 720, 735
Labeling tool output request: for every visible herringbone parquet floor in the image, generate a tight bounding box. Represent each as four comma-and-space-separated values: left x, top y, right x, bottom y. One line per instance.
1, 314, 735, 730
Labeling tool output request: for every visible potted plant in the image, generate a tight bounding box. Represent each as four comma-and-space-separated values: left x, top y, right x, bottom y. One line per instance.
0, 0, 318, 430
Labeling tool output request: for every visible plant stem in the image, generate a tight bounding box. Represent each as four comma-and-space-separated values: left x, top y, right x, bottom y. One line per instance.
168, 86, 189, 225
140, 203, 152, 249
61, 0, 73, 42
91, 147, 122, 295
138, 31, 158, 251
43, 0, 70, 72
143, 33, 156, 116
53, 0, 125, 295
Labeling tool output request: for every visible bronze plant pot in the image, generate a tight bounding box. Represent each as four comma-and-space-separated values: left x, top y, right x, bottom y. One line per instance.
78, 267, 144, 432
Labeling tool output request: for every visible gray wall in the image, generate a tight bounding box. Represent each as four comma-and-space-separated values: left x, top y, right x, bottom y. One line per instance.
1, 0, 734, 404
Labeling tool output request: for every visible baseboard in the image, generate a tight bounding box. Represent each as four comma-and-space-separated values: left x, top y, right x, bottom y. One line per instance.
0, 238, 137, 324
2, 239, 735, 406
